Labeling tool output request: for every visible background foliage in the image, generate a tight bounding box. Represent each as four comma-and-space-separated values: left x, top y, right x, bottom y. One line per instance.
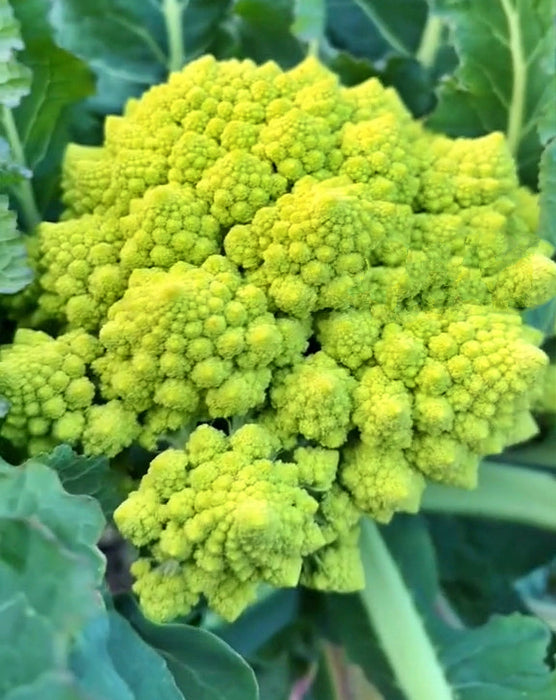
0, 0, 555, 698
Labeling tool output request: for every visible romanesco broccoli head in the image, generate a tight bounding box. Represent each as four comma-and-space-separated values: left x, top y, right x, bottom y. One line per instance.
1, 53, 555, 622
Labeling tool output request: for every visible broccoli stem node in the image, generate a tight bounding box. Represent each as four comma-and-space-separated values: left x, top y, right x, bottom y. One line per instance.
359, 518, 454, 700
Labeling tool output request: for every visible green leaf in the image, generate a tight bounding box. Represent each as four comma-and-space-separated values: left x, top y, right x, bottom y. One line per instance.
233, 0, 304, 68
50, 0, 230, 115
322, 1, 452, 117
428, 0, 556, 186
116, 594, 259, 700
291, 0, 326, 44
0, 55, 31, 109
41, 445, 123, 518
444, 615, 556, 699
0, 516, 102, 652
0, 0, 31, 108
0, 194, 31, 293
0, 456, 106, 572
49, 0, 166, 93
210, 588, 299, 657
0, 594, 62, 696
325, 50, 377, 86
0, 458, 106, 628
0, 454, 186, 699
324, 0, 390, 62
177, 0, 232, 63
379, 54, 436, 116
352, 0, 428, 56
9, 0, 94, 170
538, 138, 556, 245
4, 672, 86, 700
515, 560, 556, 632
0, 0, 23, 59
105, 610, 185, 699
70, 610, 184, 700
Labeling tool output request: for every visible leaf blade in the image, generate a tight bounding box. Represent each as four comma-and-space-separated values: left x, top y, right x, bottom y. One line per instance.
116, 594, 259, 700
428, 0, 556, 186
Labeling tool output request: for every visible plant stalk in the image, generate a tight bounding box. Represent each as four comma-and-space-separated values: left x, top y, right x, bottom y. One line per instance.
500, 0, 525, 154
1, 106, 40, 231
359, 519, 454, 700
416, 14, 443, 69
163, 0, 186, 72
422, 461, 556, 530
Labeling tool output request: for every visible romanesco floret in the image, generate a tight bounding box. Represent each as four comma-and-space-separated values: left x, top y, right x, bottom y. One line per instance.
1, 54, 555, 623
114, 424, 346, 621
269, 352, 356, 448
0, 329, 99, 454
119, 183, 222, 271
92, 257, 307, 447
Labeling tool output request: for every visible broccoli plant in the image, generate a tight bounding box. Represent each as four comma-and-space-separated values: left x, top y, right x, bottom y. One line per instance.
1, 1, 556, 699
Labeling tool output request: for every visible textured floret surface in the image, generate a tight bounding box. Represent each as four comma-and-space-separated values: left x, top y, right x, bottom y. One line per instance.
1, 54, 555, 622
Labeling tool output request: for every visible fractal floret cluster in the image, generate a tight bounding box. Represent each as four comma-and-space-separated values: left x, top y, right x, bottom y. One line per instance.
1, 55, 555, 621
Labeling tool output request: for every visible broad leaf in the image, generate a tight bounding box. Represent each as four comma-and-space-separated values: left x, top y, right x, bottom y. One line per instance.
233, 0, 304, 68
0, 0, 23, 59
106, 610, 185, 699
42, 445, 123, 518
352, 0, 428, 56
325, 51, 377, 86
0, 456, 106, 573
0, 1, 32, 292
324, 0, 389, 61
0, 55, 31, 109
0, 594, 62, 696
3, 672, 86, 700
443, 614, 556, 699
50, 0, 231, 115
211, 588, 299, 657
70, 610, 184, 700
0, 516, 102, 652
0, 0, 31, 108
428, 0, 556, 186
0, 458, 106, 635
0, 194, 31, 293
538, 138, 556, 245
515, 560, 556, 632
50, 0, 166, 93
9, 0, 94, 170
322, 0, 451, 116
116, 594, 259, 700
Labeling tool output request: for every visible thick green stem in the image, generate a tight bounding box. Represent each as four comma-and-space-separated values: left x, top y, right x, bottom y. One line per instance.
1, 106, 40, 231
359, 519, 454, 700
422, 461, 556, 530
415, 14, 443, 68
163, 0, 186, 72
500, 0, 525, 154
